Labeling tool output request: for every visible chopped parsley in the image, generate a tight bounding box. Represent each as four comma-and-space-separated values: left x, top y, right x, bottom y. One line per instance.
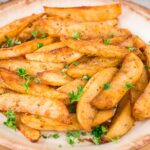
37, 42, 44, 48
82, 75, 90, 81
72, 32, 80, 40
108, 137, 120, 143
68, 104, 76, 113
4, 110, 16, 130
103, 39, 112, 45
4, 36, 21, 47
69, 85, 84, 104
145, 65, 150, 70
126, 46, 137, 51
16, 68, 40, 92
80, 131, 87, 136
42, 133, 59, 139
92, 136, 101, 144
109, 33, 114, 38
124, 83, 135, 89
72, 61, 80, 66
32, 30, 38, 38
103, 83, 110, 90
41, 33, 48, 38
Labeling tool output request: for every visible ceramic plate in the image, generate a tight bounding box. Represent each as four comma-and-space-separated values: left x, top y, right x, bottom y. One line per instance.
0, 0, 150, 150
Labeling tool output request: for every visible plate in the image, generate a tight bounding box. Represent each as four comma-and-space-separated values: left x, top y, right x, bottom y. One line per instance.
0, 0, 150, 150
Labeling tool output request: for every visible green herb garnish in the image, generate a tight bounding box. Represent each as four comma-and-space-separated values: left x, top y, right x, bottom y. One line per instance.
41, 33, 48, 38
81, 131, 87, 136
109, 33, 114, 38
42, 133, 60, 139
103, 39, 112, 45
108, 136, 120, 143
32, 30, 38, 38
82, 75, 90, 81
145, 65, 150, 70
68, 104, 76, 113
72, 32, 80, 40
103, 83, 110, 90
4, 110, 16, 130
92, 136, 101, 145
5, 36, 21, 47
124, 83, 135, 89
69, 85, 84, 104
37, 42, 44, 48
72, 61, 80, 66
126, 46, 137, 51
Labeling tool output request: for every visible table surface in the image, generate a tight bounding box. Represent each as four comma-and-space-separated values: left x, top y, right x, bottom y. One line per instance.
0, 0, 150, 149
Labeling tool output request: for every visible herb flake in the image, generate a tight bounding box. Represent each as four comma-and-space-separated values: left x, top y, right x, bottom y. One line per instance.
124, 83, 135, 89
103, 39, 112, 45
82, 75, 90, 81
103, 83, 110, 90
72, 32, 80, 40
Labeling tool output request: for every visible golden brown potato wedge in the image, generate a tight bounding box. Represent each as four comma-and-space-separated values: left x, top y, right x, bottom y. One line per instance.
130, 68, 148, 104
16, 114, 41, 142
0, 36, 55, 59
0, 14, 43, 44
26, 47, 83, 63
37, 70, 73, 86
133, 81, 150, 120
44, 4, 121, 21
36, 42, 65, 52
0, 93, 70, 123
0, 58, 64, 75
92, 53, 143, 109
0, 68, 68, 102
105, 97, 134, 139
92, 110, 114, 127
67, 57, 121, 78
61, 37, 129, 58
77, 67, 118, 131
21, 114, 82, 131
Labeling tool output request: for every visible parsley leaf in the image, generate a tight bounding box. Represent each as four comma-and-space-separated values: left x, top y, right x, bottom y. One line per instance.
103, 39, 112, 45
91, 125, 108, 137
42, 133, 59, 139
103, 83, 110, 90
82, 75, 90, 81
41, 33, 48, 38
108, 136, 120, 143
32, 31, 38, 38
5, 36, 21, 47
145, 65, 150, 70
4, 110, 16, 130
126, 46, 137, 51
92, 136, 101, 145
37, 42, 44, 48
69, 85, 84, 104
68, 104, 76, 113
124, 83, 135, 89
72, 32, 80, 40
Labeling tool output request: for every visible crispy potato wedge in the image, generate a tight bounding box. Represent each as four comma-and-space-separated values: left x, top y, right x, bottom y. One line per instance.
77, 67, 118, 131
144, 45, 150, 75
0, 36, 55, 59
0, 14, 43, 44
44, 4, 121, 21
61, 37, 129, 58
92, 110, 114, 127
57, 78, 87, 94
92, 53, 143, 109
105, 97, 134, 139
133, 81, 150, 120
0, 68, 68, 102
37, 70, 73, 86
16, 114, 41, 142
36, 42, 65, 52
0, 93, 70, 123
26, 47, 83, 63
21, 114, 82, 131
0, 58, 64, 75
130, 68, 148, 104
67, 57, 121, 78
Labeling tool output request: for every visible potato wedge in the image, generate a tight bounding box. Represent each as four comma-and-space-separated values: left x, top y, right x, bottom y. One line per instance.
26, 47, 83, 63
105, 97, 134, 138
0, 36, 54, 59
67, 57, 121, 78
130, 68, 148, 104
16, 114, 41, 142
144, 45, 150, 75
44, 4, 121, 21
21, 114, 82, 131
92, 110, 114, 127
0, 93, 70, 123
37, 70, 73, 86
0, 58, 64, 75
77, 67, 118, 131
36, 42, 65, 52
61, 37, 129, 58
0, 68, 68, 102
92, 53, 143, 109
57, 78, 87, 94
0, 14, 42, 44
133, 81, 150, 120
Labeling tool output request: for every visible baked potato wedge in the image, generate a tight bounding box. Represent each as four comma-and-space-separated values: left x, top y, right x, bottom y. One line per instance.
21, 114, 82, 131
0, 36, 54, 59
0, 68, 68, 102
0, 93, 70, 123
92, 53, 143, 109
44, 4, 121, 21
61, 37, 129, 58
77, 67, 118, 131
26, 47, 83, 63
